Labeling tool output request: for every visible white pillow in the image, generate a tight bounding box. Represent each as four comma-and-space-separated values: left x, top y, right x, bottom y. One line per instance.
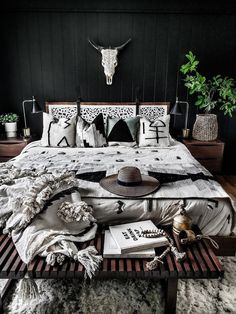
138, 115, 170, 147
76, 113, 107, 148
41, 112, 76, 147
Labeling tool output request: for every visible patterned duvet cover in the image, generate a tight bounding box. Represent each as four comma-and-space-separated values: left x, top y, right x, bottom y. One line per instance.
3, 139, 234, 236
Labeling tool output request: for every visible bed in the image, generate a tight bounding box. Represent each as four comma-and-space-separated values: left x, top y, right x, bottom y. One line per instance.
0, 101, 235, 271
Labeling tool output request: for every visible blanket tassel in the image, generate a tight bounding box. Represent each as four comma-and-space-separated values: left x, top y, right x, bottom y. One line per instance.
74, 245, 103, 279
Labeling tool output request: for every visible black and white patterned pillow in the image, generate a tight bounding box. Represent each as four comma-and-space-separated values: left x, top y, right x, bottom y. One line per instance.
41, 112, 76, 147
76, 113, 106, 148
106, 116, 140, 147
138, 115, 170, 147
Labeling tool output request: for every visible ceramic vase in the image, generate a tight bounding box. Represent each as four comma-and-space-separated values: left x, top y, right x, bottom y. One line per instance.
5, 122, 17, 138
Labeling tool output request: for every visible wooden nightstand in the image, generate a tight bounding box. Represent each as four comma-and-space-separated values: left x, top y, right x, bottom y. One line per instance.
182, 139, 225, 174
0, 137, 31, 162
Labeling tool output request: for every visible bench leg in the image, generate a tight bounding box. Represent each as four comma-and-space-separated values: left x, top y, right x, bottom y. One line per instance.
165, 278, 178, 314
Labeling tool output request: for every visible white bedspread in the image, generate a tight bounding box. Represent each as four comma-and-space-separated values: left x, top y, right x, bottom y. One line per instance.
3, 139, 234, 236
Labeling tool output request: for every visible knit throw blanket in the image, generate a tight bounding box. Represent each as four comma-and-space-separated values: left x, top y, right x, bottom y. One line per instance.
0, 165, 102, 278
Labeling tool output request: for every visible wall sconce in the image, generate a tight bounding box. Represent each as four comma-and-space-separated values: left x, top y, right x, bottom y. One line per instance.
22, 96, 41, 138
170, 97, 190, 138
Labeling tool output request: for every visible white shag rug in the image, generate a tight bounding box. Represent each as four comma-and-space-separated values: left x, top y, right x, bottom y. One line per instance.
2, 256, 236, 314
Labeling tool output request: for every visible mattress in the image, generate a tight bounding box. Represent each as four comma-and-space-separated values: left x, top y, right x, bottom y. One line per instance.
5, 139, 236, 236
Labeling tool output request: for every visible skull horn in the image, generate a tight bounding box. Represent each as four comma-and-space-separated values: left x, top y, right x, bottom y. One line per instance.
115, 38, 132, 51
88, 38, 104, 51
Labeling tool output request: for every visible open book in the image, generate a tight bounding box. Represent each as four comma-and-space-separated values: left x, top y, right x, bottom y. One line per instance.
103, 230, 156, 258
109, 220, 168, 254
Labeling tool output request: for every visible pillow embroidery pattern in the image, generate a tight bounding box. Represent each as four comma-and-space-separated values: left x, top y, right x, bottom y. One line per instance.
139, 115, 170, 147
41, 112, 76, 147
76, 113, 106, 148
106, 116, 140, 147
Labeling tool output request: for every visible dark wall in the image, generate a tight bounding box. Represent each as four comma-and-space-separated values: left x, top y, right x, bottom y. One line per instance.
1, 1, 236, 173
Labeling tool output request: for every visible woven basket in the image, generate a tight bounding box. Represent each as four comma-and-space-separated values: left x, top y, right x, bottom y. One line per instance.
192, 114, 218, 141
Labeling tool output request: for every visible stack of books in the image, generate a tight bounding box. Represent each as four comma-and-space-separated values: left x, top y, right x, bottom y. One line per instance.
103, 220, 169, 258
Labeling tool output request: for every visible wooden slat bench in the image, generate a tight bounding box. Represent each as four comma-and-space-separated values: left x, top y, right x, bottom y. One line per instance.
0, 230, 224, 314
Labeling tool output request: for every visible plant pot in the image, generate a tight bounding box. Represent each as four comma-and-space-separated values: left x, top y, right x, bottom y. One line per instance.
5, 122, 17, 138
192, 114, 218, 141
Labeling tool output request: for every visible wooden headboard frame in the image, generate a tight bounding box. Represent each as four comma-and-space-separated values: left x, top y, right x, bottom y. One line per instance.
45, 101, 170, 122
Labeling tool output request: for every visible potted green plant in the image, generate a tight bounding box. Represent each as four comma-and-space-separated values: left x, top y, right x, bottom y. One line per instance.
180, 51, 236, 141
0, 113, 19, 138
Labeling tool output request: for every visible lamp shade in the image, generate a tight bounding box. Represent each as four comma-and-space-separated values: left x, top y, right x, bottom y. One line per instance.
170, 99, 183, 116
31, 96, 41, 113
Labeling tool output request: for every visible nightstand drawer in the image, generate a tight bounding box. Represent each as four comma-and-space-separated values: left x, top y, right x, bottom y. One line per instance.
186, 145, 223, 159
0, 142, 26, 157
182, 139, 225, 173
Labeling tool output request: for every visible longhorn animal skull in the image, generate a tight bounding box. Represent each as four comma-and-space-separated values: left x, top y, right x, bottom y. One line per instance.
88, 38, 131, 85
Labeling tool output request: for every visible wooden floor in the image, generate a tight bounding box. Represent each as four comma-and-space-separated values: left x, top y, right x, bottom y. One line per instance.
215, 175, 236, 198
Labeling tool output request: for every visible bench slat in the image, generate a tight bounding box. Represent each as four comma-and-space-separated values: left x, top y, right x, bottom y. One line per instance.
166, 253, 176, 277
42, 263, 51, 278
1, 248, 18, 276
28, 258, 39, 278
58, 262, 69, 278
197, 241, 217, 276
10, 256, 22, 278
0, 237, 12, 260
18, 261, 27, 277
191, 245, 208, 276
135, 259, 141, 272
202, 240, 224, 275
119, 259, 124, 272
0, 241, 15, 271
111, 259, 116, 272
36, 259, 45, 277
186, 248, 200, 277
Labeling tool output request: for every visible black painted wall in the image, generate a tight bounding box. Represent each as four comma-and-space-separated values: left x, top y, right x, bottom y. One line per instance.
1, 1, 236, 173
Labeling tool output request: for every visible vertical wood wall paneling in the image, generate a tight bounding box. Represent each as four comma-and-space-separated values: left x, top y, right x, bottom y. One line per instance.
51, 13, 65, 100
118, 14, 133, 102
119, 13, 131, 102
153, 15, 170, 103
108, 13, 122, 102
74, 13, 86, 101
164, 15, 180, 104
38, 13, 55, 103
132, 14, 145, 102
1, 13, 20, 114
28, 13, 42, 98
87, 13, 99, 102
97, 13, 110, 101
26, 12, 44, 133
62, 13, 76, 100
142, 15, 156, 101
16, 13, 32, 102
173, 14, 194, 129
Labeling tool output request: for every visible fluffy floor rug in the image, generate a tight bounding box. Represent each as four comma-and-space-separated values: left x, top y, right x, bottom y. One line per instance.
2, 256, 236, 314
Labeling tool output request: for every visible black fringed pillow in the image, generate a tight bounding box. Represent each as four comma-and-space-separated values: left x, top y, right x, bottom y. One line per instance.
76, 113, 107, 147
106, 116, 140, 147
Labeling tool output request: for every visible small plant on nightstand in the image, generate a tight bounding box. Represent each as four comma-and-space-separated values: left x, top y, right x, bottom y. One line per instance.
0, 113, 19, 138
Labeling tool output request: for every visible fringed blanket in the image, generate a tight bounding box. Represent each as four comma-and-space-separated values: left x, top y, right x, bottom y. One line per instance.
0, 168, 102, 278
